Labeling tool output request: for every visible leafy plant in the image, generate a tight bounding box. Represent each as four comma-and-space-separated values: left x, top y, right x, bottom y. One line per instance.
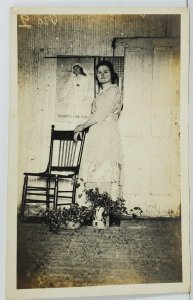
43, 207, 63, 233
42, 189, 128, 232
43, 204, 92, 233
85, 188, 128, 220
62, 203, 92, 224
130, 207, 143, 218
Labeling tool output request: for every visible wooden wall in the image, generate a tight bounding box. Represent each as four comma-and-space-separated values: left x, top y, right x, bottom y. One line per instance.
17, 14, 180, 210
18, 14, 180, 56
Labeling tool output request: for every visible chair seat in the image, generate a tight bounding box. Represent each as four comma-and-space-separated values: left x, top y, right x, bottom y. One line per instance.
24, 171, 76, 178
49, 171, 77, 179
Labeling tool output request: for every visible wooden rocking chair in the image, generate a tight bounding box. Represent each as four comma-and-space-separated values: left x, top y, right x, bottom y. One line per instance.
20, 125, 86, 222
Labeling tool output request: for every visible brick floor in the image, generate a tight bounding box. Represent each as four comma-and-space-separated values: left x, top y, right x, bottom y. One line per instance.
17, 218, 182, 289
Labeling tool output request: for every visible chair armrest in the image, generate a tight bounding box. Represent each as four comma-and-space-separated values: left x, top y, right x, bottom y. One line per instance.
23, 171, 48, 177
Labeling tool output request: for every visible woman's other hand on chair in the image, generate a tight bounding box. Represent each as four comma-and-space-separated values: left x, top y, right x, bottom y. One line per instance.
74, 124, 84, 142
74, 132, 83, 142
74, 124, 84, 133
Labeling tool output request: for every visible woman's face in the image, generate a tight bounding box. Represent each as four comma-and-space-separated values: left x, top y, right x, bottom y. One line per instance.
97, 65, 112, 84
73, 65, 81, 75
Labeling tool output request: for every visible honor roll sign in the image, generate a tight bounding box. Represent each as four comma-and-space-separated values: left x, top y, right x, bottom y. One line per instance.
55, 57, 94, 124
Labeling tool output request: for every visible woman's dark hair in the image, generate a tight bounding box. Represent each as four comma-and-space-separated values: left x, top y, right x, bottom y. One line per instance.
96, 60, 119, 88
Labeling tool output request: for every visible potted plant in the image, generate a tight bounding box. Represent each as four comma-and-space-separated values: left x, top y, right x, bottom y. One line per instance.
61, 203, 92, 229
85, 188, 128, 229
42, 203, 92, 233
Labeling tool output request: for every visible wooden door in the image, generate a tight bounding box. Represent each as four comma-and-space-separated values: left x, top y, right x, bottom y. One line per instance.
119, 38, 180, 217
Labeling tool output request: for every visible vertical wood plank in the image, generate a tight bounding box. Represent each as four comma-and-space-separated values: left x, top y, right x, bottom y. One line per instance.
120, 48, 143, 137
151, 47, 173, 137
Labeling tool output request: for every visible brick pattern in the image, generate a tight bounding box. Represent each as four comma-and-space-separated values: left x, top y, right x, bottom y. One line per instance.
17, 218, 182, 289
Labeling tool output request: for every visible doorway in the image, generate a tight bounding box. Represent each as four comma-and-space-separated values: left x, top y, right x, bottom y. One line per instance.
119, 38, 180, 216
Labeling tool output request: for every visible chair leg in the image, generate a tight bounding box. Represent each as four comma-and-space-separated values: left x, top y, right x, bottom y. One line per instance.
20, 175, 28, 222
54, 175, 59, 209
72, 177, 77, 204
46, 178, 51, 209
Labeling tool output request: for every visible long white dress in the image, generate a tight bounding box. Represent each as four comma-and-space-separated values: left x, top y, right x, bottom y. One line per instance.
77, 84, 123, 205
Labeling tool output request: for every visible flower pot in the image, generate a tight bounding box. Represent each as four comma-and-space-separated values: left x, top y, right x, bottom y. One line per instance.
92, 207, 109, 229
109, 215, 121, 227
66, 221, 81, 230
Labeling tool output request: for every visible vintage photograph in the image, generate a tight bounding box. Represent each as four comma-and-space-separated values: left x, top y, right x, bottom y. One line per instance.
7, 6, 190, 299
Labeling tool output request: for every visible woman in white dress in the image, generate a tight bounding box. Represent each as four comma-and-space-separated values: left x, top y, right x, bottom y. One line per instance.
74, 60, 123, 204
